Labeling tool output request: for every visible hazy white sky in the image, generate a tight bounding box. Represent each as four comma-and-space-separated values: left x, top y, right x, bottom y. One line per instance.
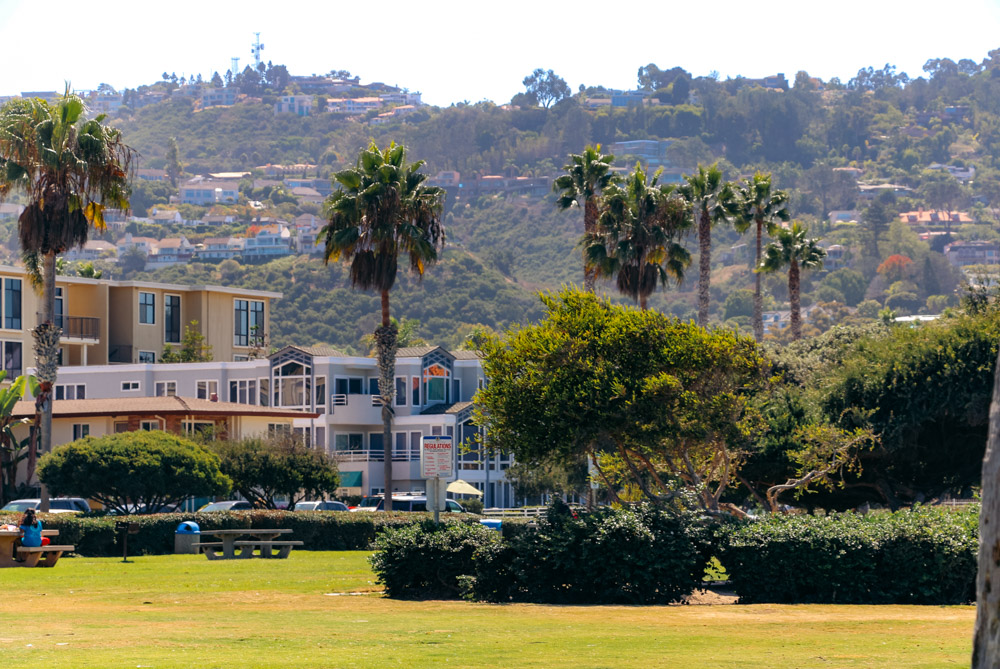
2, 0, 999, 106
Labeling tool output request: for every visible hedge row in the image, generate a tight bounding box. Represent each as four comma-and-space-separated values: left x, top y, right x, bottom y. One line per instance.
0, 511, 478, 557
718, 506, 978, 604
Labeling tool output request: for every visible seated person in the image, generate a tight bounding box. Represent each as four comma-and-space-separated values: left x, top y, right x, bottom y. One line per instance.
19, 508, 42, 548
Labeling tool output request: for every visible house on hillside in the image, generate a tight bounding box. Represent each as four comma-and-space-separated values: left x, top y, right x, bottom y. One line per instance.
899, 209, 974, 227
64, 240, 117, 262
829, 210, 861, 226
147, 237, 195, 267
243, 225, 293, 263
275, 95, 314, 116
200, 213, 236, 226
944, 240, 1000, 267
194, 237, 245, 261
180, 177, 240, 205
116, 234, 159, 258
136, 169, 168, 182
149, 209, 183, 225
290, 186, 324, 204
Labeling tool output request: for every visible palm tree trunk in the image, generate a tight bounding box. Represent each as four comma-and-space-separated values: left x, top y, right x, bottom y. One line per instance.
697, 208, 711, 327
789, 260, 801, 341
583, 198, 597, 293
753, 220, 764, 342
639, 295, 648, 311
973, 351, 1000, 667
36, 251, 58, 512
376, 289, 396, 510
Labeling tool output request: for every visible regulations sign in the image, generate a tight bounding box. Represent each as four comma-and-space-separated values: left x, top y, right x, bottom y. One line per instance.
421, 435, 455, 479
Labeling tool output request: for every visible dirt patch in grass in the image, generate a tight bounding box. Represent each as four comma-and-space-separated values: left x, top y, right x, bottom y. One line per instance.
685, 588, 738, 605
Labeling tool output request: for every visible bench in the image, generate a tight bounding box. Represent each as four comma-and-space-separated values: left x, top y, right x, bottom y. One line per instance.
190, 542, 242, 561
16, 545, 75, 568
234, 540, 304, 559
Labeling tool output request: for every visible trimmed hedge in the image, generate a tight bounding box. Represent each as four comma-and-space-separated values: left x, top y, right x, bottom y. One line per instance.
718, 506, 978, 604
0, 511, 478, 557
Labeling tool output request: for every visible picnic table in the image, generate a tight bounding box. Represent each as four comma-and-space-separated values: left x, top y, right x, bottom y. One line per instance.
0, 529, 72, 568
191, 528, 301, 560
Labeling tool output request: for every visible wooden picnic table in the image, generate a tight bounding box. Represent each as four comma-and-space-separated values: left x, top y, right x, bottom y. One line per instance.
191, 528, 299, 560
0, 529, 66, 568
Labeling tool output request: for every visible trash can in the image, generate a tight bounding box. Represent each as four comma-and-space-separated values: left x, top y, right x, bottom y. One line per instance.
479, 518, 502, 532
174, 521, 200, 554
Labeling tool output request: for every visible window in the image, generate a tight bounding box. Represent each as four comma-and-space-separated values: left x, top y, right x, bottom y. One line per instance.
228, 379, 257, 404
334, 433, 363, 451
452, 379, 461, 403
3, 279, 21, 330
140, 420, 161, 431
1, 341, 22, 377
155, 381, 177, 397
234, 299, 265, 347
370, 433, 384, 458
54, 287, 63, 329
139, 292, 155, 324
258, 378, 270, 407
395, 377, 407, 406
72, 424, 89, 440
233, 355, 249, 362
121, 381, 140, 392
138, 351, 155, 364
183, 420, 215, 438
114, 421, 129, 433
164, 294, 181, 343
196, 380, 218, 400
368, 378, 379, 395
411, 376, 420, 406
334, 377, 364, 395
424, 363, 448, 403
268, 423, 292, 437
55, 383, 86, 400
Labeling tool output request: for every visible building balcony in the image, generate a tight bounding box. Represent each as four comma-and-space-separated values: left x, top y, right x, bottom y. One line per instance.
49, 315, 100, 342
329, 393, 385, 422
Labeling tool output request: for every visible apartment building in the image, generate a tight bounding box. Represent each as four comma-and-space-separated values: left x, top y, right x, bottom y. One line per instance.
46, 345, 515, 506
0, 266, 278, 370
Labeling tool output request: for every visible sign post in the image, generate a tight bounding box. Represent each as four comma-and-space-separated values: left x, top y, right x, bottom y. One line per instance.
421, 435, 454, 524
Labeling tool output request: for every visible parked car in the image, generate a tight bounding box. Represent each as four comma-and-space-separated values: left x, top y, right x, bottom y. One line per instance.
110, 503, 182, 515
296, 500, 349, 511
197, 500, 252, 512
350, 495, 464, 513
0, 498, 91, 514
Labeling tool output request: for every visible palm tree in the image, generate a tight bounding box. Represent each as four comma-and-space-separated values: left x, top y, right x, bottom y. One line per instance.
321, 142, 445, 505
583, 164, 690, 310
759, 222, 825, 341
553, 145, 617, 292
736, 172, 791, 341
679, 164, 738, 327
0, 92, 133, 508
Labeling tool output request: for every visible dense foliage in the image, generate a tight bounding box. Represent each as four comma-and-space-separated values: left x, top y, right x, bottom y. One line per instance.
37, 431, 230, 514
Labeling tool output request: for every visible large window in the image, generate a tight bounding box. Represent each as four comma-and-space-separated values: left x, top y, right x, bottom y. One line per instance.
234, 299, 265, 347
55, 383, 86, 400
155, 381, 177, 397
196, 380, 218, 400
4, 279, 21, 330
229, 379, 257, 404
1, 341, 21, 377
394, 377, 407, 406
275, 360, 311, 409
424, 363, 449, 403
72, 424, 89, 440
139, 292, 155, 324
138, 351, 155, 364
334, 433, 363, 451
164, 294, 181, 343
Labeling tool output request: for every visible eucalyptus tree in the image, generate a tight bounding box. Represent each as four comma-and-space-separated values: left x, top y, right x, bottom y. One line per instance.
583, 164, 690, 310
679, 164, 738, 327
553, 145, 616, 292
736, 172, 791, 341
321, 142, 445, 504
759, 222, 826, 341
0, 92, 134, 508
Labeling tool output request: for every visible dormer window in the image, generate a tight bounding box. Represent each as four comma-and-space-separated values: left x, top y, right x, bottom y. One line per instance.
423, 363, 449, 403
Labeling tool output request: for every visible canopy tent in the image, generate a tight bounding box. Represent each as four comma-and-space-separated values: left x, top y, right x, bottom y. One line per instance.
446, 479, 483, 496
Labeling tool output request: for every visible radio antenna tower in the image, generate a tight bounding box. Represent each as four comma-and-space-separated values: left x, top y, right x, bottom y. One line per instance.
251, 33, 265, 69
231, 57, 240, 76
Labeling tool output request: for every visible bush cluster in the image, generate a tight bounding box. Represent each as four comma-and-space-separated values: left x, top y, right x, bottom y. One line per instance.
718, 506, 978, 604
0, 511, 477, 557
371, 502, 707, 605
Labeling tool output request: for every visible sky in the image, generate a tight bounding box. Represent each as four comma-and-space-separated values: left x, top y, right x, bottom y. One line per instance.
2, 0, 1000, 106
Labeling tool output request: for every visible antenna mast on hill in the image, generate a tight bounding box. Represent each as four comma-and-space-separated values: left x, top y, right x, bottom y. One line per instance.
251, 33, 265, 69
231, 57, 240, 76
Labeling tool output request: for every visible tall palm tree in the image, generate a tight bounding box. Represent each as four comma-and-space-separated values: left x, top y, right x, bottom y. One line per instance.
583, 164, 690, 310
0, 92, 133, 508
553, 145, 617, 292
679, 164, 738, 327
759, 222, 825, 341
322, 142, 445, 505
736, 172, 791, 341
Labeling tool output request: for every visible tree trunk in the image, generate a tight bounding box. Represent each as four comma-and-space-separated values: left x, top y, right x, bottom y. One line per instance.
375, 290, 397, 510
789, 260, 801, 341
639, 295, 647, 311
753, 220, 764, 342
35, 252, 60, 512
697, 208, 711, 328
583, 197, 597, 293
972, 351, 1000, 667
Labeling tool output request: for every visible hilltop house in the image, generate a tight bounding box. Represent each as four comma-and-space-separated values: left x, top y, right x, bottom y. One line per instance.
194, 237, 245, 261
180, 177, 241, 206
243, 224, 293, 263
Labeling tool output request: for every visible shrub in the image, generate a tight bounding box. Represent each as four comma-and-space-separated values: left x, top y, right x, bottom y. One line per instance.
370, 521, 501, 599
718, 506, 978, 604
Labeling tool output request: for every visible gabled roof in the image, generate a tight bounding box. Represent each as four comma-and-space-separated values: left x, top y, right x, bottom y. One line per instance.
12, 396, 318, 419
450, 349, 482, 360
273, 344, 348, 359
396, 346, 441, 358
420, 401, 474, 416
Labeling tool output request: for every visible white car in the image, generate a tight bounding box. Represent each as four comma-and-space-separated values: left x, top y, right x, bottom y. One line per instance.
1, 498, 91, 514
350, 495, 464, 513
295, 500, 349, 511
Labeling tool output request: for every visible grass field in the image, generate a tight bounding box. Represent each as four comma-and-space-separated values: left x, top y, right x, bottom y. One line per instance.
0, 551, 975, 668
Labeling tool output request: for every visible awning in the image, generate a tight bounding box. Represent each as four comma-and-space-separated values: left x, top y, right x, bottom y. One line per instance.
339, 471, 363, 488
446, 479, 483, 496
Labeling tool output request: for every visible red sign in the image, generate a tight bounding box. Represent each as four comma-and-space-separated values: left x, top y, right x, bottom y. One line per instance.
421, 436, 454, 479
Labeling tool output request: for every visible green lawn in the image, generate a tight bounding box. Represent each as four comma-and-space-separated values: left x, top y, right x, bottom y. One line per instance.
0, 552, 974, 668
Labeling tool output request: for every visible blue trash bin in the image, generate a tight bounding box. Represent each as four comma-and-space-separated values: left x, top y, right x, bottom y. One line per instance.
174, 521, 201, 554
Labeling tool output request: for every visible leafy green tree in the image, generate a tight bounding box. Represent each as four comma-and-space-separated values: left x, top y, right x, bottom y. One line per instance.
474, 289, 770, 512
76, 261, 102, 279
0, 91, 134, 508
321, 142, 444, 502
736, 172, 791, 341
861, 190, 897, 259
584, 164, 690, 310
822, 268, 867, 307
679, 163, 738, 326
38, 431, 230, 514
0, 373, 37, 505
118, 245, 147, 278
759, 222, 826, 341
522, 69, 571, 108
553, 145, 616, 292
165, 136, 183, 187
723, 289, 755, 320
212, 436, 340, 509
161, 321, 214, 362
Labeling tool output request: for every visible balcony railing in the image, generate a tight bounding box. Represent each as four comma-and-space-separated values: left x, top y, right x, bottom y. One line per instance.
48, 315, 100, 340
333, 449, 416, 463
